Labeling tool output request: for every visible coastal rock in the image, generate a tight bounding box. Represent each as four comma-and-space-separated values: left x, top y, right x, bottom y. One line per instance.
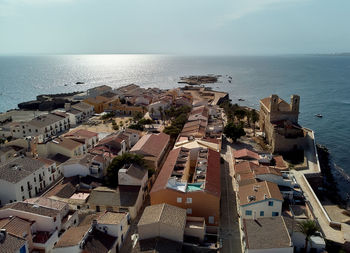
178, 75, 219, 85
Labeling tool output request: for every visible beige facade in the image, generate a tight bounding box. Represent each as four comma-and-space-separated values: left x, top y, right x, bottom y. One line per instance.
259, 94, 305, 153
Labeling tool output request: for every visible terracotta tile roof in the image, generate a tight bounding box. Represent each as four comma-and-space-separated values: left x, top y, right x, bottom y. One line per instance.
254, 166, 282, 177
130, 132, 170, 158
243, 217, 291, 250
150, 148, 182, 194
88, 186, 141, 207
97, 211, 127, 225
24, 197, 67, 211
72, 102, 93, 111
1, 217, 32, 238
124, 164, 147, 180
0, 157, 45, 183
43, 178, 76, 198
132, 237, 182, 253
51, 137, 82, 150
54, 225, 90, 248
28, 113, 66, 128
204, 149, 221, 197
8, 202, 60, 217
65, 129, 98, 138
273, 155, 287, 170
138, 203, 186, 232
238, 181, 283, 206
0, 233, 26, 253
37, 157, 55, 166
233, 148, 259, 160
234, 161, 260, 174
83, 228, 118, 253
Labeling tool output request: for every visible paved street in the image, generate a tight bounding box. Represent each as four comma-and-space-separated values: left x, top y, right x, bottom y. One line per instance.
220, 137, 242, 253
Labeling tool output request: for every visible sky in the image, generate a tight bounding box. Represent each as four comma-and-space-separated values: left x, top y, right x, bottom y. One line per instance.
0, 0, 349, 55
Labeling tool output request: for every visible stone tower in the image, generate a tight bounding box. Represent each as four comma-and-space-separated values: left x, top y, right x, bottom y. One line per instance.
290, 95, 300, 113
270, 94, 279, 112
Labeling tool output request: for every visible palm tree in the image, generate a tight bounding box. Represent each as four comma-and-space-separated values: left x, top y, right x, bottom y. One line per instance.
158, 106, 163, 122
297, 219, 319, 252
250, 109, 259, 136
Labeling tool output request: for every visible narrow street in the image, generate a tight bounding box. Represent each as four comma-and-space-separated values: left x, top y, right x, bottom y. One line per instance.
220, 137, 242, 253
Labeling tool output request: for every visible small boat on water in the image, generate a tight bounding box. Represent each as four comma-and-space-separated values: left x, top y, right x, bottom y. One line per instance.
228, 80, 232, 83
238, 98, 245, 101
315, 114, 323, 118
76, 81, 85, 84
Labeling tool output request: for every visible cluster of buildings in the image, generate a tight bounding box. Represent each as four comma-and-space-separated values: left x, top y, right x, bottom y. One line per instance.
82, 84, 192, 118
233, 147, 326, 253
0, 83, 226, 252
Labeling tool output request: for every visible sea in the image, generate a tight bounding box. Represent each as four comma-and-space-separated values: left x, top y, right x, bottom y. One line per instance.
0, 54, 349, 195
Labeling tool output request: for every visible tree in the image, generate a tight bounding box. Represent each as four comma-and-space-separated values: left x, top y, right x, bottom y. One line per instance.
234, 109, 246, 122
158, 106, 164, 121
297, 219, 319, 252
105, 153, 146, 187
224, 122, 246, 142
129, 124, 144, 131
249, 109, 259, 136
133, 111, 143, 122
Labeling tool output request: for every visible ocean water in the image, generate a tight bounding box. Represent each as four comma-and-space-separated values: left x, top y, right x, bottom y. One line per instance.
0, 54, 349, 193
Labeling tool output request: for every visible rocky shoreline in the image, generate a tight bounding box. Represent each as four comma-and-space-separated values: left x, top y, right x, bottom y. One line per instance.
18, 91, 82, 111
316, 144, 350, 206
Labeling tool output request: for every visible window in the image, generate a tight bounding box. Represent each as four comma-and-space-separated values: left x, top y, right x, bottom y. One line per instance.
34, 177, 36, 182
268, 201, 274, 206
186, 198, 192, 204
245, 210, 252, 216
120, 225, 123, 231
272, 212, 279, 217
177, 197, 182, 203
260, 211, 264, 217
21, 186, 24, 192
22, 196, 25, 201
208, 216, 214, 224
186, 208, 192, 214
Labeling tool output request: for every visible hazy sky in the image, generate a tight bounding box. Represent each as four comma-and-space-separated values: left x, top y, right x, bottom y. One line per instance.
0, 0, 349, 55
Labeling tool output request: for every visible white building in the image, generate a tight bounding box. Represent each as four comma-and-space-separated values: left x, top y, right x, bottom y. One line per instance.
148, 100, 171, 119
64, 129, 98, 150
0, 157, 57, 205
238, 181, 283, 219
123, 128, 142, 148
10, 112, 70, 141
86, 85, 112, 98
53, 211, 128, 253
0, 200, 78, 253
37, 137, 86, 159
61, 154, 107, 178
71, 102, 94, 121
118, 164, 148, 197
